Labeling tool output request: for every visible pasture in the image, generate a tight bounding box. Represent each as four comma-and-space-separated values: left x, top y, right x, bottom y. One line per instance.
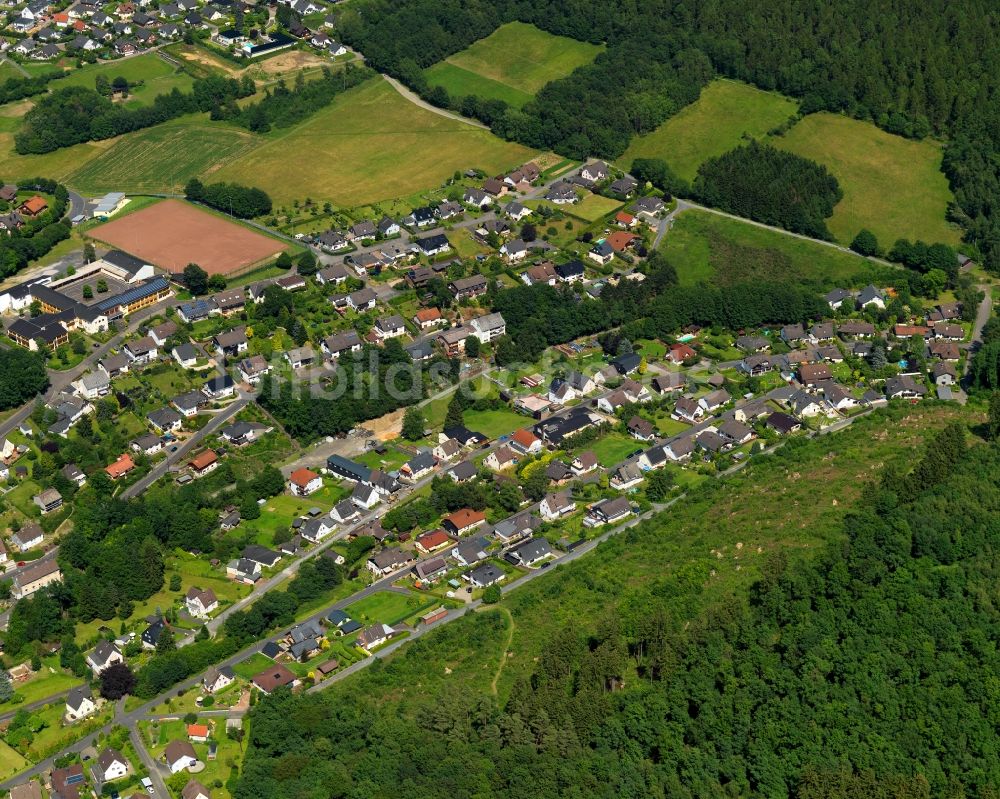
424, 61, 533, 108
619, 79, 799, 182
54, 53, 194, 107
775, 111, 961, 246
434, 22, 603, 97
660, 208, 889, 289
211, 76, 536, 207
66, 118, 260, 195
89, 199, 286, 276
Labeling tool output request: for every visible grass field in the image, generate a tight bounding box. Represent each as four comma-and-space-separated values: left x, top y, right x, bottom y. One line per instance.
66, 118, 260, 196
775, 112, 961, 246
582, 432, 639, 467
346, 591, 434, 626
660, 208, 892, 289
232, 653, 274, 679
619, 80, 799, 182
464, 408, 528, 439
212, 76, 536, 207
424, 62, 533, 108
55, 53, 194, 107
0, 740, 30, 781
426, 21, 603, 104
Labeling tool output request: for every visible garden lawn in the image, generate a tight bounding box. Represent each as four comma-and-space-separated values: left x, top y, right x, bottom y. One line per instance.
660, 208, 889, 289
774, 111, 961, 246
232, 653, 274, 680
0, 740, 29, 781
0, 657, 78, 711
55, 54, 194, 107
429, 22, 603, 97
568, 193, 623, 222
212, 76, 536, 207
464, 408, 528, 439
346, 591, 435, 627
619, 79, 799, 182
584, 432, 640, 467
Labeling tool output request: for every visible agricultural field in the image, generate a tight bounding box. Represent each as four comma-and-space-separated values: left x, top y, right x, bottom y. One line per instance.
212, 76, 537, 207
660, 208, 893, 289
619, 80, 799, 182
426, 21, 603, 104
65, 118, 260, 196
424, 62, 532, 108
775, 111, 962, 246
55, 53, 195, 107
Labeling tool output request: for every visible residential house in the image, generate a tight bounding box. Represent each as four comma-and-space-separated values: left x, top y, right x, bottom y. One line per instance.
510, 427, 542, 455
471, 312, 506, 343
366, 547, 413, 576
484, 444, 518, 471
285, 347, 315, 369
86, 641, 124, 675
414, 529, 452, 554
610, 462, 644, 490
373, 314, 406, 340
357, 623, 396, 650
346, 287, 377, 312
545, 181, 576, 204
322, 330, 362, 360
932, 362, 957, 386
766, 411, 801, 435
507, 538, 552, 567
626, 415, 656, 442
449, 274, 488, 300
237, 355, 269, 384
699, 389, 731, 413
799, 362, 833, 386
584, 497, 632, 527
203, 374, 235, 400
416, 234, 451, 257
124, 336, 158, 364
539, 491, 575, 521
288, 467, 322, 496
885, 375, 928, 399
182, 780, 212, 799
856, 285, 886, 310
825, 288, 852, 310
588, 241, 614, 265
11, 522, 44, 552
464, 562, 504, 588
242, 545, 281, 569
73, 370, 110, 400
414, 556, 448, 583
164, 740, 198, 774
251, 664, 296, 695
95, 748, 129, 783
172, 390, 205, 417
185, 587, 218, 618
214, 327, 248, 358
442, 508, 486, 536
148, 407, 182, 433
451, 534, 492, 566
130, 432, 162, 457
189, 450, 219, 477
202, 666, 235, 695
13, 559, 61, 599
66, 685, 96, 720
226, 558, 261, 584
33, 488, 63, 514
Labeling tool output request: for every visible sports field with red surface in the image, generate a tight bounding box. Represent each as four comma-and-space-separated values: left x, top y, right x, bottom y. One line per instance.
90, 199, 286, 276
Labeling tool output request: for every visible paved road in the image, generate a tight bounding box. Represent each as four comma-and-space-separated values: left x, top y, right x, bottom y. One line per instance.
963, 283, 993, 382
66, 190, 86, 222
119, 396, 250, 501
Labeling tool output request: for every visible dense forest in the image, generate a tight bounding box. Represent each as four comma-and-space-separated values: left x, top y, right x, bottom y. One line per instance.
0, 348, 48, 410
234, 420, 1000, 798
692, 142, 843, 239
14, 74, 255, 154
338, 0, 1000, 269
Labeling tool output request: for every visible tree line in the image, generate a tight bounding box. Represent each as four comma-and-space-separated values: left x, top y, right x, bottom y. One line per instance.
0, 72, 62, 107
489, 250, 825, 365
233, 420, 1000, 798
218, 63, 373, 133
14, 74, 255, 154
185, 178, 272, 219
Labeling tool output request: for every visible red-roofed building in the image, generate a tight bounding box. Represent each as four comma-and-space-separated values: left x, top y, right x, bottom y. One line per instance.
415, 529, 452, 554
189, 450, 219, 477
18, 196, 48, 218
510, 428, 542, 455
442, 508, 486, 536
105, 453, 136, 480
186, 723, 209, 742
667, 342, 696, 363
607, 231, 638, 252
288, 467, 322, 496
614, 211, 636, 228
414, 307, 443, 329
